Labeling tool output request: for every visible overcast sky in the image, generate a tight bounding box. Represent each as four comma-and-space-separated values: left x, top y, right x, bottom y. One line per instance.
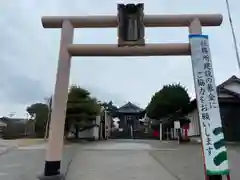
0, 0, 240, 118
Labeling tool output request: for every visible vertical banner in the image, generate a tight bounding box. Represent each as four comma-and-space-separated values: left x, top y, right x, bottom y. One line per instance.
189, 34, 229, 175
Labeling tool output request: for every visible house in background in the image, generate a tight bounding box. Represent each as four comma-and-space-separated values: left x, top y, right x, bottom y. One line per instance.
187, 75, 240, 142
118, 102, 145, 129
0, 117, 35, 139
0, 119, 7, 137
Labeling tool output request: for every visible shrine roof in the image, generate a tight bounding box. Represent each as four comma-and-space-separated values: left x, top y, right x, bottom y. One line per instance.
118, 102, 144, 113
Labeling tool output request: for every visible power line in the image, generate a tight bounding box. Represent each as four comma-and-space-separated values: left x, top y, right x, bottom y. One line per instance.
225, 0, 240, 72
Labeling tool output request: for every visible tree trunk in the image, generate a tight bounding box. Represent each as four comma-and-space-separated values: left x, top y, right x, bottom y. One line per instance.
64, 119, 70, 138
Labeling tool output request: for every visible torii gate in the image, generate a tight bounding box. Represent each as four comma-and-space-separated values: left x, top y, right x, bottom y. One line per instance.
39, 3, 230, 180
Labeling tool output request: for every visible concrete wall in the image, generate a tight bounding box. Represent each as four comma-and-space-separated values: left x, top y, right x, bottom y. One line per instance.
77, 108, 112, 140
78, 128, 94, 139
93, 115, 101, 140
186, 109, 201, 137
78, 116, 101, 140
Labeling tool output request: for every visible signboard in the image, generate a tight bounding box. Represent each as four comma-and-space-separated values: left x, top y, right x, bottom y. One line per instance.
189, 34, 229, 175
174, 121, 180, 129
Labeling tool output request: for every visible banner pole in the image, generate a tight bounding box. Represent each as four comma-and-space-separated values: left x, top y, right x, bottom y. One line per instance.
189, 19, 230, 180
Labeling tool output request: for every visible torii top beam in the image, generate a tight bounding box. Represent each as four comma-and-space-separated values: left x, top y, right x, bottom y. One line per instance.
41, 14, 223, 28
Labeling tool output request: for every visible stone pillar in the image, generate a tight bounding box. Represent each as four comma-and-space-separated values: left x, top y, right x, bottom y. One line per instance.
159, 123, 162, 141
38, 20, 74, 180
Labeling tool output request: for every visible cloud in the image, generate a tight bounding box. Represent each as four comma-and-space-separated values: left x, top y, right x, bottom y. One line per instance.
82, 85, 127, 106
0, 75, 47, 104
0, 58, 47, 105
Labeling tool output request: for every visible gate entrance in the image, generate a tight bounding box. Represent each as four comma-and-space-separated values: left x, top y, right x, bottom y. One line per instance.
39, 3, 229, 180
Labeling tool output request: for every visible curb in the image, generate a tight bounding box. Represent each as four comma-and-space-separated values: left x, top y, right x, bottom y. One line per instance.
17, 139, 46, 147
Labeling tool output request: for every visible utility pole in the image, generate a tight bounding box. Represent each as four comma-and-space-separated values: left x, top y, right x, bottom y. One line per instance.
225, 0, 240, 73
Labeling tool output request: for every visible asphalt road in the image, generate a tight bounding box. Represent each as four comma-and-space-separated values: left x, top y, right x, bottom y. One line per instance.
0, 143, 76, 180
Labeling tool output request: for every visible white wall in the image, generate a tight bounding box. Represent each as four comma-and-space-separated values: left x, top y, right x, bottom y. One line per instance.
68, 108, 112, 140
186, 109, 201, 136
93, 115, 101, 140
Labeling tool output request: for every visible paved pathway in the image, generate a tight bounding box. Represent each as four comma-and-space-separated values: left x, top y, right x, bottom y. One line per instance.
150, 142, 240, 180
66, 139, 240, 180
0, 143, 75, 180
66, 140, 178, 180
0, 139, 17, 155
0, 138, 47, 155
0, 139, 238, 180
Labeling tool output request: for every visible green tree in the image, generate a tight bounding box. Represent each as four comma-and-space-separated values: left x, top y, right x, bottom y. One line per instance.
26, 103, 49, 136
146, 83, 190, 121
66, 85, 101, 138
100, 101, 118, 128
100, 101, 118, 118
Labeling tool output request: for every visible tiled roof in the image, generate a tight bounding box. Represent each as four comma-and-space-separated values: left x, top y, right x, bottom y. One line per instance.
217, 75, 240, 89
118, 102, 144, 113
188, 75, 240, 111
0, 117, 27, 124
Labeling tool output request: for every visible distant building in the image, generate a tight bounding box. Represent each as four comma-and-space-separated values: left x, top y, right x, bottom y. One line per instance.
186, 75, 240, 142
116, 102, 145, 138
0, 120, 7, 136
0, 117, 35, 139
